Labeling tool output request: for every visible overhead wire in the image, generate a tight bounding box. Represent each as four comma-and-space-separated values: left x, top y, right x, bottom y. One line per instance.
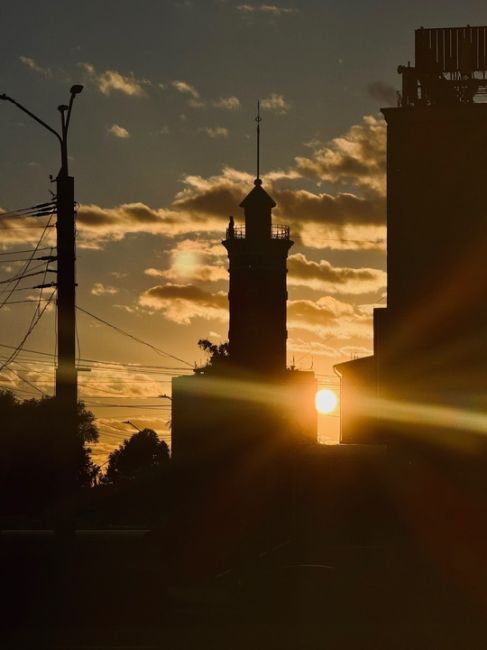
0, 246, 52, 257
0, 269, 55, 286
0, 291, 56, 372
0, 286, 41, 296
0, 210, 55, 309
0, 224, 56, 230
0, 201, 56, 219
76, 305, 193, 367
0, 256, 50, 263
5, 367, 46, 396
0, 343, 190, 372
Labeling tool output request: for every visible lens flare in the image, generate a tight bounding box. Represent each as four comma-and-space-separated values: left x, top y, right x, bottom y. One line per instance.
315, 389, 338, 414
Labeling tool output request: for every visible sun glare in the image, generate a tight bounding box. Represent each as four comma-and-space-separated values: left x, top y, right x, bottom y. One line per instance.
315, 389, 338, 414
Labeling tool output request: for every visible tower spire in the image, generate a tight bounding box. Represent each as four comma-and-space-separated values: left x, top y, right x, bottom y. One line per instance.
255, 100, 262, 183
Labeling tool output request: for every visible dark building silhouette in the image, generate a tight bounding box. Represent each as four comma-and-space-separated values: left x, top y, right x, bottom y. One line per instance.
337, 25, 487, 444
223, 179, 292, 374
172, 154, 316, 463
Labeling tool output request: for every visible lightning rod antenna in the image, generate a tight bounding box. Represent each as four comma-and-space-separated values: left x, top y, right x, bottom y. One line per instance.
255, 100, 262, 181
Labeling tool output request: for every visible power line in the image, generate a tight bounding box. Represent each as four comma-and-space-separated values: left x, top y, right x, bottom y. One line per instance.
84, 403, 171, 409
0, 299, 52, 305
0, 213, 55, 309
0, 291, 56, 372
0, 287, 45, 296
0, 224, 56, 230
0, 258, 53, 280
0, 342, 190, 371
5, 367, 47, 396
0, 201, 56, 219
0, 257, 50, 263
76, 305, 193, 367
0, 246, 52, 257
0, 268, 55, 285
0, 384, 41, 398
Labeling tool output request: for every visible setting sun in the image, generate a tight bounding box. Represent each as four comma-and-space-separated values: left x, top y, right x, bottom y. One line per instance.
315, 389, 338, 414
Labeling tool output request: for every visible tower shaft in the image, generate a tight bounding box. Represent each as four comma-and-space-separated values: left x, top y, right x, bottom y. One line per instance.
225, 238, 291, 373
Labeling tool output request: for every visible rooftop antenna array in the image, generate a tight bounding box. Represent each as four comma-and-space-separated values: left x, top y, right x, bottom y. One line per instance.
399, 25, 487, 106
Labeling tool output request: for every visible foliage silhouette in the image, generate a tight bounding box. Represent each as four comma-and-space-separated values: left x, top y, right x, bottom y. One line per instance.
102, 428, 169, 485
197, 338, 229, 370
0, 390, 99, 516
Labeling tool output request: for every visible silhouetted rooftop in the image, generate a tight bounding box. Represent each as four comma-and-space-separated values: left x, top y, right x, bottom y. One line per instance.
239, 178, 277, 209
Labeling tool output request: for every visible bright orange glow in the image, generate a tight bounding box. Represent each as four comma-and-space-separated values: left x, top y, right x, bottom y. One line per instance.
315, 389, 338, 414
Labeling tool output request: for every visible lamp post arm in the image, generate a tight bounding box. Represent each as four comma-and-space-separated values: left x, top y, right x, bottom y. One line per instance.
65, 92, 76, 133
0, 94, 62, 145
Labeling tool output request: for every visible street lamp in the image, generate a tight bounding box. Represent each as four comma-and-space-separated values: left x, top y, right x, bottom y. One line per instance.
0, 85, 83, 428
0, 85, 83, 177
123, 420, 142, 432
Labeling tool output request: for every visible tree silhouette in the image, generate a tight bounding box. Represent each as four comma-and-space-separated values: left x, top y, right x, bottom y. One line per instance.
197, 338, 229, 369
102, 428, 169, 485
0, 390, 99, 515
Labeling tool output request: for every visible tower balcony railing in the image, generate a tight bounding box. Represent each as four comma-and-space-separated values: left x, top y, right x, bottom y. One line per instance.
226, 224, 290, 240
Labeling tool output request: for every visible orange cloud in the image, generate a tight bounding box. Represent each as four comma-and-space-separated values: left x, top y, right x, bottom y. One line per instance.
80, 63, 149, 96
288, 253, 386, 295
295, 115, 386, 193
139, 283, 228, 324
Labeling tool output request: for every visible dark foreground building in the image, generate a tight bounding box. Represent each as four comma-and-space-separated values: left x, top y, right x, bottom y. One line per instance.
172, 177, 316, 464
337, 25, 487, 446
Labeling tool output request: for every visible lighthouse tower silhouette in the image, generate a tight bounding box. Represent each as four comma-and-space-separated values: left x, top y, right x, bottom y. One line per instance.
171, 105, 316, 464
223, 104, 292, 374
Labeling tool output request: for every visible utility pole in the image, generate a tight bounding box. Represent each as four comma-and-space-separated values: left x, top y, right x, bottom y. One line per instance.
0, 86, 83, 434
55, 92, 81, 420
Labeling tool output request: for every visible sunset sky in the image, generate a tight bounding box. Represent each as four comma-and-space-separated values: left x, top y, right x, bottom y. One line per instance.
0, 0, 484, 461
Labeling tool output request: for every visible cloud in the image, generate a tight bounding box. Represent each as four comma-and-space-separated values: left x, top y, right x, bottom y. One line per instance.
260, 93, 291, 114
199, 126, 229, 138
288, 337, 372, 361
139, 283, 228, 324
171, 167, 252, 220
288, 295, 372, 339
274, 188, 386, 226
297, 223, 386, 251
213, 96, 240, 110
169, 167, 385, 249
107, 124, 130, 139
0, 208, 57, 248
295, 114, 386, 193
146, 264, 227, 283
237, 4, 298, 16
287, 337, 372, 365
145, 238, 227, 283
75, 201, 225, 249
287, 253, 386, 295
0, 116, 388, 251
367, 81, 398, 107
91, 282, 119, 296
137, 280, 371, 347
19, 56, 53, 78
172, 83, 240, 111
1, 158, 385, 252
80, 63, 148, 96
172, 80, 200, 100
